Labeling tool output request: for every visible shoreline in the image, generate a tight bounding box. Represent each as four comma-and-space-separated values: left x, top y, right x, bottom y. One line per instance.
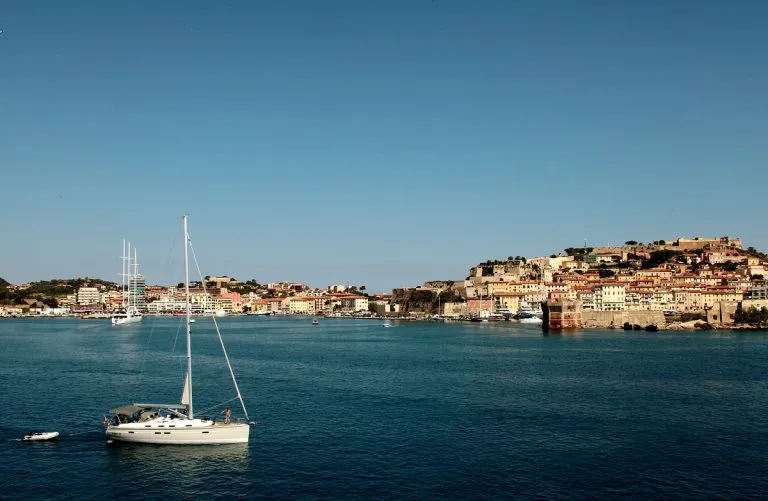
1, 313, 767, 332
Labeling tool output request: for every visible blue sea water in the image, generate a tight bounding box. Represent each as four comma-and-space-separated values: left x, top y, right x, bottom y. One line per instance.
0, 316, 767, 500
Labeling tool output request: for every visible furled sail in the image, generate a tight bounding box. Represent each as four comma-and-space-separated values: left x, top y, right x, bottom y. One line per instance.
181, 373, 190, 405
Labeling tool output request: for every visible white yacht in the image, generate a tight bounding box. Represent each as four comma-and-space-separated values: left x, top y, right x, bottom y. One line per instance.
111, 240, 143, 326
104, 216, 251, 445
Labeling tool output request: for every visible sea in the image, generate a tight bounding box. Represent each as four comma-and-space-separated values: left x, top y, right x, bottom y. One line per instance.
0, 316, 766, 500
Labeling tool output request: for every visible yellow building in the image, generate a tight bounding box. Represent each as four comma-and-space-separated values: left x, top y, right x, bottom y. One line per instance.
673, 290, 702, 311
289, 297, 315, 313
213, 297, 233, 312
493, 292, 523, 313
701, 289, 743, 309
487, 281, 516, 295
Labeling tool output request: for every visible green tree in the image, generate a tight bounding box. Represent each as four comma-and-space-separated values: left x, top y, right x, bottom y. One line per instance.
735, 306, 768, 326
642, 250, 682, 269
625, 240, 638, 245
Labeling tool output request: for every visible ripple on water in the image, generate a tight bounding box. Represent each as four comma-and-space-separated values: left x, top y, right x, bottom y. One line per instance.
0, 317, 767, 500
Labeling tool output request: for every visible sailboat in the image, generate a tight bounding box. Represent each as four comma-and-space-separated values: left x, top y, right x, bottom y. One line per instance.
104, 216, 251, 445
111, 240, 143, 326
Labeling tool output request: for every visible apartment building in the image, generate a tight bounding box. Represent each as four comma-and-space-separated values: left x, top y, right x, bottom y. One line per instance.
77, 287, 101, 305
594, 284, 626, 311
701, 288, 743, 308
673, 290, 702, 311
493, 292, 523, 313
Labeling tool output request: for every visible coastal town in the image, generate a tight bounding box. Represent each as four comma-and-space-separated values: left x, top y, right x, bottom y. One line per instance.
2, 235, 768, 329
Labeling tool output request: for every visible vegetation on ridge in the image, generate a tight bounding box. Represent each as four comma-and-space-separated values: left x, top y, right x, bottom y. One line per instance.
0, 278, 117, 306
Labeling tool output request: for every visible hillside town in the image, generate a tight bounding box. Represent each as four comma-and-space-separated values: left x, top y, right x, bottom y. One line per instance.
0, 277, 370, 318
387, 236, 768, 321
2, 235, 768, 328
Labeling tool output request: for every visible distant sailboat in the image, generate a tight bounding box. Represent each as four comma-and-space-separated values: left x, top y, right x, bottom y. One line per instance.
104, 216, 251, 444
111, 240, 143, 326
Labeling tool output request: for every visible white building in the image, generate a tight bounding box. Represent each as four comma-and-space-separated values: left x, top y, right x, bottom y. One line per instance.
77, 287, 101, 305
146, 298, 202, 314
594, 284, 626, 311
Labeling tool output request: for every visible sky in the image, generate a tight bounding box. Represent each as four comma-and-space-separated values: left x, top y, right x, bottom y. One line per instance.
1, 1, 767, 293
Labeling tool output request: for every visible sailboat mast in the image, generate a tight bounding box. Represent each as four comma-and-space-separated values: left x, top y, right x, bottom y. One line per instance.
121, 240, 126, 308
183, 216, 193, 419
134, 248, 139, 310
127, 241, 132, 308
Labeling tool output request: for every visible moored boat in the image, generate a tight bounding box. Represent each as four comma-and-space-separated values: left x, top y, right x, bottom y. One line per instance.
112, 240, 144, 326
23, 431, 59, 441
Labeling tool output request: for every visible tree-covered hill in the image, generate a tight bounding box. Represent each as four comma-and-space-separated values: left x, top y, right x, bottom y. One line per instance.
0, 278, 118, 305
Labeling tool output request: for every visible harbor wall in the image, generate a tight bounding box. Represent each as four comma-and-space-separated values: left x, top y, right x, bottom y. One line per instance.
581, 310, 665, 329
706, 299, 768, 325
742, 299, 768, 310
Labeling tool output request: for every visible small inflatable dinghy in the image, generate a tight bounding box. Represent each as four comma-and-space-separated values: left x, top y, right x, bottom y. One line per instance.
23, 432, 59, 441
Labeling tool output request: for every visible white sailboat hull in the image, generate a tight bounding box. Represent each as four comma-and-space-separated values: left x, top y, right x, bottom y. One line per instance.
112, 314, 143, 325
106, 419, 249, 445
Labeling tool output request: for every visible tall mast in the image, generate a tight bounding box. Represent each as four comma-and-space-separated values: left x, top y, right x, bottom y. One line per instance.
134, 247, 139, 312
120, 240, 126, 308
183, 216, 193, 419
127, 241, 132, 308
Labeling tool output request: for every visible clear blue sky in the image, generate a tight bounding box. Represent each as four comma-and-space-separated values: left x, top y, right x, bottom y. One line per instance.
2, 1, 767, 292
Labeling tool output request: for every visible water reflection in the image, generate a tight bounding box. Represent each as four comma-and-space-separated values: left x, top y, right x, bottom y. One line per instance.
543, 330, 585, 338
107, 442, 250, 465
104, 443, 252, 497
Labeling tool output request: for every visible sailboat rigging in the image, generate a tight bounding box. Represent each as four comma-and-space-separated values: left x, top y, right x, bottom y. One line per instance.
111, 240, 143, 326
104, 216, 250, 444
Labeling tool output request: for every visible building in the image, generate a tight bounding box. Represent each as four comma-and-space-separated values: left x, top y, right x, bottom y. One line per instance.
673, 236, 742, 250
493, 292, 523, 313
466, 298, 494, 316
747, 282, 768, 300
207, 276, 240, 287
673, 290, 702, 312
594, 284, 625, 311
545, 299, 583, 329
146, 297, 193, 313
574, 287, 595, 310
289, 297, 315, 314
128, 274, 147, 312
77, 287, 101, 305
701, 288, 743, 309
